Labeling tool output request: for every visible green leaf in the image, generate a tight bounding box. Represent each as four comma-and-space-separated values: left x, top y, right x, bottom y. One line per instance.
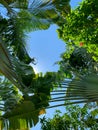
3, 101, 39, 129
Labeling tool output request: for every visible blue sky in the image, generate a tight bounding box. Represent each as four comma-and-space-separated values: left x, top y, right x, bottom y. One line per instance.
27, 24, 65, 73
27, 0, 81, 74
29, 0, 81, 129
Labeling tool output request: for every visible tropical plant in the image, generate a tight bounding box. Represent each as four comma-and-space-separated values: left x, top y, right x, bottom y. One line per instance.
0, 72, 58, 129
2, 0, 98, 129
55, 0, 98, 105
0, 0, 71, 129
57, 0, 98, 61
0, 0, 71, 88
40, 103, 98, 130
0, 0, 71, 92
58, 45, 97, 78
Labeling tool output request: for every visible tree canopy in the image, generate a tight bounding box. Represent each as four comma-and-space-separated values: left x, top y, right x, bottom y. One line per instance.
40, 103, 98, 130
56, 0, 98, 106
0, 0, 71, 129
0, 0, 98, 129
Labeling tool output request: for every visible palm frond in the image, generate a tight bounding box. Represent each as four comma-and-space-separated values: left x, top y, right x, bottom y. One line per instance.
0, 39, 26, 90
0, 17, 33, 64
28, 0, 70, 27
1, 0, 70, 31
2, 101, 45, 129
47, 74, 98, 108
17, 10, 51, 31
29, 0, 53, 12
28, 0, 70, 18
28, 16, 51, 30
0, 40, 19, 86
66, 74, 98, 102
27, 0, 56, 30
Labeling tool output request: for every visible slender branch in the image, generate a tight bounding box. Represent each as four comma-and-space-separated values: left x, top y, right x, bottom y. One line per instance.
47, 100, 88, 109
49, 97, 85, 102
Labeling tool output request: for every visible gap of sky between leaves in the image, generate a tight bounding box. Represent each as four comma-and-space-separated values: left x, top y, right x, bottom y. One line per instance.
27, 0, 81, 74
27, 24, 66, 73
29, 0, 81, 130
0, 0, 81, 130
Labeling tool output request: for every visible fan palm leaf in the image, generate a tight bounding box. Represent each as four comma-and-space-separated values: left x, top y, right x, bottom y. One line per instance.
1, 0, 71, 30
48, 74, 98, 109
27, 0, 70, 27
28, 0, 56, 18
66, 74, 98, 102
17, 10, 51, 31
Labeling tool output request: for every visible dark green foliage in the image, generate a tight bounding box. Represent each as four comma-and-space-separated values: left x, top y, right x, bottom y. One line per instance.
3, 101, 39, 129
56, 0, 98, 80
3, 0, 98, 130
0, 17, 33, 64
69, 48, 89, 69
40, 103, 98, 130
57, 0, 98, 61
0, 71, 61, 129
0, 77, 22, 112
54, 0, 98, 107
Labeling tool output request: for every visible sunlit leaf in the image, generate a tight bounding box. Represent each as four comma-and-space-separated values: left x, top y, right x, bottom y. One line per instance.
39, 108, 46, 115
3, 101, 39, 129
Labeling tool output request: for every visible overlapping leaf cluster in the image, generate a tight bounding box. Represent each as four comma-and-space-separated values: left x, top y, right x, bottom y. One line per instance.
56, 0, 98, 108
40, 103, 98, 130
58, 0, 98, 61
57, 0, 98, 77
0, 0, 71, 129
